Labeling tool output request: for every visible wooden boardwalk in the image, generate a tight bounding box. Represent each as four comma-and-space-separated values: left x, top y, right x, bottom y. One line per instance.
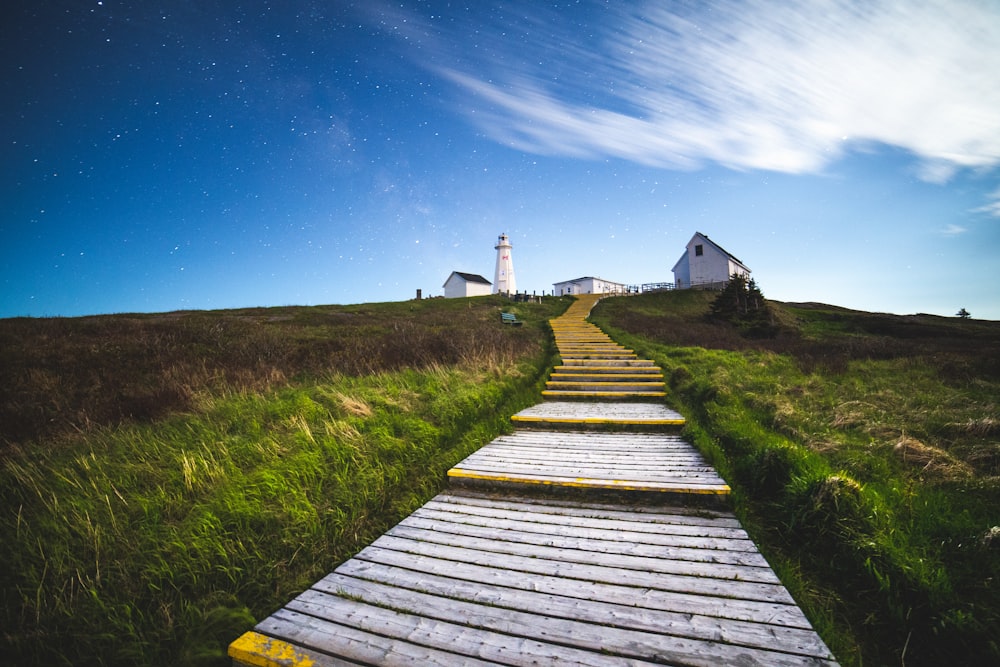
230, 294, 838, 666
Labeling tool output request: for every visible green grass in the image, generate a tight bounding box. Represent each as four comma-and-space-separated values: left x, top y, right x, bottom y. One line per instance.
1, 295, 569, 666
592, 291, 1000, 666
8, 289, 998, 665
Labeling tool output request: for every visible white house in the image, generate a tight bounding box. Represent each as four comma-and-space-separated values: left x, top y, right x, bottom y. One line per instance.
553, 276, 628, 296
443, 271, 492, 298
672, 232, 750, 289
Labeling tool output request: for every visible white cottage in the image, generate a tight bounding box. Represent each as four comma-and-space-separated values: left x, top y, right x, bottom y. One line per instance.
443, 271, 492, 298
672, 232, 750, 289
552, 276, 627, 296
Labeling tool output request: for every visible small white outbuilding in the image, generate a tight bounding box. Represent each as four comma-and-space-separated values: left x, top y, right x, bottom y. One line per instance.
672, 232, 750, 289
552, 276, 628, 296
443, 271, 492, 298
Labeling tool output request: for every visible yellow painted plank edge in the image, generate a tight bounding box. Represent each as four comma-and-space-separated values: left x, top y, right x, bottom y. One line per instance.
511, 415, 685, 425
229, 631, 316, 667
541, 391, 668, 397
447, 469, 730, 495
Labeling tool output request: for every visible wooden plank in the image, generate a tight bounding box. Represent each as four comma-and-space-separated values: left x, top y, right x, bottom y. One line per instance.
475, 447, 708, 461
450, 461, 724, 483
423, 494, 745, 532
344, 548, 814, 628
301, 577, 835, 666
452, 462, 720, 480
270, 601, 659, 667
513, 402, 685, 422
414, 498, 743, 541
483, 437, 707, 452
396, 513, 769, 568
229, 630, 361, 666
415, 502, 754, 543
412, 506, 755, 554
314, 568, 829, 657
448, 468, 731, 495
462, 453, 713, 470
489, 431, 697, 447
463, 445, 712, 463
256, 607, 606, 667
485, 433, 703, 446
458, 447, 716, 468
433, 491, 742, 526
361, 537, 794, 603
385, 522, 780, 584
541, 391, 669, 398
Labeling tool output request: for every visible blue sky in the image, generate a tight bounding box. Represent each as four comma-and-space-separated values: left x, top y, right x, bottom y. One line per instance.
3, 0, 999, 319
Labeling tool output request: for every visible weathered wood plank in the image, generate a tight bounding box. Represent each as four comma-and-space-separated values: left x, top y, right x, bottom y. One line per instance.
301, 577, 836, 665
229, 630, 362, 666
475, 444, 709, 459
434, 490, 743, 526
343, 549, 815, 628
454, 456, 720, 477
271, 600, 661, 667
448, 468, 731, 494
491, 431, 692, 444
386, 522, 781, 584
253, 611, 497, 666
512, 401, 686, 423
458, 458, 714, 473
314, 568, 831, 658
460, 455, 716, 472
411, 507, 754, 554
362, 537, 795, 603
395, 513, 769, 568
416, 501, 755, 542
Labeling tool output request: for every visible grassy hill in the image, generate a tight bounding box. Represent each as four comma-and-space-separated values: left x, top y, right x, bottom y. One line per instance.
0, 295, 569, 666
591, 290, 1000, 666
2, 291, 998, 666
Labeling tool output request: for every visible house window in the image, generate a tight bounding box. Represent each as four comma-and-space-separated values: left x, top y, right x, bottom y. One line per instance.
695, 244, 703, 256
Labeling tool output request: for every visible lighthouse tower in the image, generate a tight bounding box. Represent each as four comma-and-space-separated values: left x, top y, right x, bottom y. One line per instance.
493, 233, 516, 295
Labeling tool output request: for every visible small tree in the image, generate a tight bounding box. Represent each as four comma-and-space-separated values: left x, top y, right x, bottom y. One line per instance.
956, 307, 971, 319
710, 273, 773, 335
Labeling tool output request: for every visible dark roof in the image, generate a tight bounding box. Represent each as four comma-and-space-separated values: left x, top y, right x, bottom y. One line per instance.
693, 232, 748, 267
448, 271, 491, 285
553, 276, 624, 285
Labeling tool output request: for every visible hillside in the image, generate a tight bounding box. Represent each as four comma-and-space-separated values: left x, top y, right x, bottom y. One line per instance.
2, 291, 998, 666
0, 296, 564, 450
0, 295, 569, 666
591, 290, 1000, 666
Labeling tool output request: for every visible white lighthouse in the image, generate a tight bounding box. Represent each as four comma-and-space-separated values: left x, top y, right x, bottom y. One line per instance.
493, 233, 516, 295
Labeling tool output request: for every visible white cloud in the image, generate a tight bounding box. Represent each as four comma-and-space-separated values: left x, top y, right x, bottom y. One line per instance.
941, 224, 967, 235
418, 0, 1000, 180
972, 188, 1000, 218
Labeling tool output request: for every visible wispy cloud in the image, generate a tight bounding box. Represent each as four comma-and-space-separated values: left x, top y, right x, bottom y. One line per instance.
941, 224, 968, 236
971, 188, 1000, 218
396, 0, 1000, 180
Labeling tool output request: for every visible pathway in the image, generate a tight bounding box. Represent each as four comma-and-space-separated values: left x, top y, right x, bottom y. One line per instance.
229, 294, 838, 666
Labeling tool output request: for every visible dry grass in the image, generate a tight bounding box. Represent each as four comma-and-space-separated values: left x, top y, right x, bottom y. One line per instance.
0, 296, 558, 450
893, 435, 974, 480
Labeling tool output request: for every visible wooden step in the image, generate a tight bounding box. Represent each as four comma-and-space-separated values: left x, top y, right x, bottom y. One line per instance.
545, 381, 666, 392
512, 401, 684, 429
542, 390, 668, 400
232, 492, 839, 666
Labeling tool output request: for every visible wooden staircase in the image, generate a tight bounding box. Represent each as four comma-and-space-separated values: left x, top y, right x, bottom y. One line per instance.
545, 294, 665, 399
229, 294, 838, 667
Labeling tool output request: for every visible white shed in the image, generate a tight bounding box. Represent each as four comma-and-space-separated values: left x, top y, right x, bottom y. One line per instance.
552, 276, 627, 296
672, 232, 750, 289
443, 271, 492, 298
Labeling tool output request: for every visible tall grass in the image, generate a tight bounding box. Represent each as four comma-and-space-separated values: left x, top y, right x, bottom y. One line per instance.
1, 296, 567, 665
593, 292, 1000, 666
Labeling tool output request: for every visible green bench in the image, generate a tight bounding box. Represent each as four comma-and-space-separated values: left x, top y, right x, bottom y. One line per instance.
500, 312, 522, 326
